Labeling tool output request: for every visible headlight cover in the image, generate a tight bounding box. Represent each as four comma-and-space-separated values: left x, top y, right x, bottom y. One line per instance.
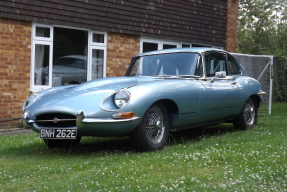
27, 92, 39, 103
22, 91, 40, 111
114, 89, 131, 109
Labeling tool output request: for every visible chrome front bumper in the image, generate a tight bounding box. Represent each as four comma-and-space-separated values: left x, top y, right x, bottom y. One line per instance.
75, 110, 140, 128
22, 110, 140, 129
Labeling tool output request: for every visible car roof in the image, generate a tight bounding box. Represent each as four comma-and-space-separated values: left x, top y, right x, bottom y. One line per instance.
135, 47, 227, 57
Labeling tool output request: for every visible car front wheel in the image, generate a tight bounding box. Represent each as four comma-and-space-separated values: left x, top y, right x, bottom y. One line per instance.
130, 102, 170, 151
233, 97, 258, 130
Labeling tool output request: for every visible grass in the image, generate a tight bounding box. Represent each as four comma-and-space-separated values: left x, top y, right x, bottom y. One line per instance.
0, 103, 287, 191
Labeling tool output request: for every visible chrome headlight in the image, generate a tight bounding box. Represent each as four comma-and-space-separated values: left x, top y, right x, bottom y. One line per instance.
114, 89, 131, 109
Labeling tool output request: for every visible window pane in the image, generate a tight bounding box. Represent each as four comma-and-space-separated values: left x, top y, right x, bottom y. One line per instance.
163, 44, 177, 49
205, 52, 226, 77
53, 27, 88, 86
129, 58, 141, 76
34, 44, 50, 85
182, 44, 191, 48
192, 44, 209, 47
228, 55, 240, 75
91, 49, 104, 79
143, 42, 158, 53
36, 27, 50, 38
93, 33, 105, 43
194, 56, 203, 77
127, 52, 199, 77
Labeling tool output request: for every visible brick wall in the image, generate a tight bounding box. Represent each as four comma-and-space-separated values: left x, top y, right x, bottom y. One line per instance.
106, 32, 140, 77
0, 18, 31, 128
225, 0, 239, 52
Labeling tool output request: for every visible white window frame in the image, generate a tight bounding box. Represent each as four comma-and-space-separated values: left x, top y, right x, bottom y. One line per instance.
140, 37, 223, 53
140, 37, 180, 53
89, 31, 107, 47
88, 46, 107, 80
181, 43, 192, 47
32, 23, 53, 41
87, 31, 107, 80
31, 23, 107, 92
31, 41, 53, 91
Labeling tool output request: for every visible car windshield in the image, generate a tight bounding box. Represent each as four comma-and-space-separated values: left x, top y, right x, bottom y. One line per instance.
126, 52, 201, 77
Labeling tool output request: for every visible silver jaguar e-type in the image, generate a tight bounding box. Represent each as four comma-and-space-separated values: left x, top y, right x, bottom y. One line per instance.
22, 48, 265, 151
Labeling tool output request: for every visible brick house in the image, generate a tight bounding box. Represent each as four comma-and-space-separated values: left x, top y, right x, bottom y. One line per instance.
0, 0, 239, 127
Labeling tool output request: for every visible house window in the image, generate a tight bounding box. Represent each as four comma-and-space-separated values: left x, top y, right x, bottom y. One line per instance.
91, 49, 105, 79
31, 23, 107, 91
92, 33, 105, 43
182, 44, 191, 48
163, 44, 177, 49
35, 26, 51, 38
182, 43, 213, 48
141, 38, 219, 53
192, 44, 210, 47
33, 25, 53, 41
143, 42, 158, 53
141, 38, 180, 53
33, 43, 52, 86
53, 27, 88, 85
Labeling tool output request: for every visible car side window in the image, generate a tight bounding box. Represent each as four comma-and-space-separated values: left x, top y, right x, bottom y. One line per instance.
205, 52, 227, 77
194, 56, 203, 77
227, 55, 241, 75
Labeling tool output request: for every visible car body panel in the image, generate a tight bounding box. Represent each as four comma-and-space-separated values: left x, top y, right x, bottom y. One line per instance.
202, 78, 241, 111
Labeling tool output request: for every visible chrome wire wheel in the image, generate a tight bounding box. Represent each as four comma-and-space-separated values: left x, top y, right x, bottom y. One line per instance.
145, 106, 165, 144
233, 97, 258, 130
130, 102, 170, 151
243, 98, 255, 126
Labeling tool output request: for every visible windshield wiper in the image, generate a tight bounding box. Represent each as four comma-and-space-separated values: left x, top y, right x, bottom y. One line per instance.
153, 75, 174, 79
153, 75, 200, 79
177, 75, 200, 78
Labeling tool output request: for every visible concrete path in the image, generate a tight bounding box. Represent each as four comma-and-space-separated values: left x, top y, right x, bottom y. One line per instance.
0, 128, 33, 136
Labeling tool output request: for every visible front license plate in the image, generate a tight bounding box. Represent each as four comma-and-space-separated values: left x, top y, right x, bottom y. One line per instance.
40, 129, 77, 139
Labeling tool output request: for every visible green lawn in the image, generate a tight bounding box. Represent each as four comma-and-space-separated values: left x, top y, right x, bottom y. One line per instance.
1, 103, 286, 191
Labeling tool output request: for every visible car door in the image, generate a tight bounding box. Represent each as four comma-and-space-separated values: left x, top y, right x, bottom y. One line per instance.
201, 51, 240, 112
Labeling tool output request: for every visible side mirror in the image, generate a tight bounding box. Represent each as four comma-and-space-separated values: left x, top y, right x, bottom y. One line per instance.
210, 71, 226, 83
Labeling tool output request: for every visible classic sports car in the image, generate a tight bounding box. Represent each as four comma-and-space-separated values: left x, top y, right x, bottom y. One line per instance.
22, 48, 265, 151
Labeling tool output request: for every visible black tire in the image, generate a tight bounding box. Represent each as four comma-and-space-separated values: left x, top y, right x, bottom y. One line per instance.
130, 102, 170, 151
233, 98, 258, 130
43, 137, 81, 149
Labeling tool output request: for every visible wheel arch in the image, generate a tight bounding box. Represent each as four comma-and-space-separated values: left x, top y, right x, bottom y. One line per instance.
153, 99, 179, 128
250, 94, 262, 108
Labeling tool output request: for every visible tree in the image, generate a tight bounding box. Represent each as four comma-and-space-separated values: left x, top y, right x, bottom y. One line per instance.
238, 0, 287, 57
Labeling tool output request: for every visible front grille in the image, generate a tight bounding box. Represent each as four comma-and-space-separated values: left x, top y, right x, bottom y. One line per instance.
35, 113, 76, 127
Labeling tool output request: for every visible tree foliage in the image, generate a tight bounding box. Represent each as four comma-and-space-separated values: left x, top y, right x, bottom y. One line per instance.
238, 0, 287, 57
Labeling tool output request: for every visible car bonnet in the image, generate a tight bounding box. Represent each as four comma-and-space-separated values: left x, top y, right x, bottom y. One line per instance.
24, 77, 156, 115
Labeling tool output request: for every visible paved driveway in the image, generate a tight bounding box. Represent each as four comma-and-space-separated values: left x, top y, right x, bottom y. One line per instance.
0, 128, 33, 136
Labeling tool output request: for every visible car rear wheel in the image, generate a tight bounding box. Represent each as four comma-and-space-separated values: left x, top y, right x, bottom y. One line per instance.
130, 102, 170, 151
43, 137, 81, 149
233, 97, 258, 130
